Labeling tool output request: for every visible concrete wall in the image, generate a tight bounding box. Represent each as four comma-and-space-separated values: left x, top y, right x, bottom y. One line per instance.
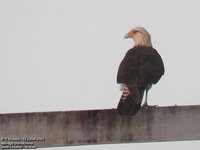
0, 105, 200, 148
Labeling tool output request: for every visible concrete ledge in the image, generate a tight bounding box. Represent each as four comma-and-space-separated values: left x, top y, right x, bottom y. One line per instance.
0, 105, 200, 148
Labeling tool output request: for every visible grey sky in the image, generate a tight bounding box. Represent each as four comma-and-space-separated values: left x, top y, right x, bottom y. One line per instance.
0, 0, 200, 149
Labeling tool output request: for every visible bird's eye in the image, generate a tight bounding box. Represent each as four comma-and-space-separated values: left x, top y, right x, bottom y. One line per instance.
133, 30, 138, 34
133, 30, 142, 34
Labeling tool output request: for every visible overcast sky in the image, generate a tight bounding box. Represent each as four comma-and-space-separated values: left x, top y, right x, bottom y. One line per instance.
0, 0, 200, 149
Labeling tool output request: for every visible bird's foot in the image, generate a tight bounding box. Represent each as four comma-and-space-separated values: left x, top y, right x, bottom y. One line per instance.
142, 104, 159, 108
142, 103, 149, 108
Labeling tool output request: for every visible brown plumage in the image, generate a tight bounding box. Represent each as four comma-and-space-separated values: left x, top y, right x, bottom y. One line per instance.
117, 27, 165, 115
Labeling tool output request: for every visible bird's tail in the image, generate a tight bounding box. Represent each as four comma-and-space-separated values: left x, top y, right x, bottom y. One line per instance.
117, 87, 144, 115
117, 94, 141, 115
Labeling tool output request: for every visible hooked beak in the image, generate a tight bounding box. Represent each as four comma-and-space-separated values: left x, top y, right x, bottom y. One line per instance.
124, 33, 131, 39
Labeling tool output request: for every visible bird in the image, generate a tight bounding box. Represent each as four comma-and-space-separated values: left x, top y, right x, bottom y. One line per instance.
116, 27, 165, 115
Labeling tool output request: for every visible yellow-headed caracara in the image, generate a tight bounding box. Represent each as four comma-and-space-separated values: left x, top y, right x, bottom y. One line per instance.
117, 27, 165, 115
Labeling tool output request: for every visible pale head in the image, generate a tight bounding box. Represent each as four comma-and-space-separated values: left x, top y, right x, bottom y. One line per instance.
124, 27, 152, 47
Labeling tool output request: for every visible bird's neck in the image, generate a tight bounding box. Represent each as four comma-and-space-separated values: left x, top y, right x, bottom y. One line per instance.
133, 34, 152, 47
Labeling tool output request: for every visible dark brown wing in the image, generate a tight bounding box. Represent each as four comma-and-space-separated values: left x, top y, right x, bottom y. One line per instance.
117, 46, 164, 115
117, 46, 164, 87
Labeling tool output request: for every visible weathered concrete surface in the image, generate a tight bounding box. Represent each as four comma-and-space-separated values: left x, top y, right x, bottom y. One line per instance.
0, 105, 200, 148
